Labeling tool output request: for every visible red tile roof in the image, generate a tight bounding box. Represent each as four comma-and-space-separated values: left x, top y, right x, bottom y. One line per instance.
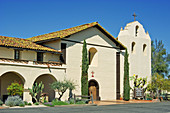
0, 36, 61, 53
28, 22, 98, 42
28, 22, 126, 50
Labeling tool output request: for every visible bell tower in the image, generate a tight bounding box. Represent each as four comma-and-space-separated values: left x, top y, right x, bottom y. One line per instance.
117, 17, 151, 84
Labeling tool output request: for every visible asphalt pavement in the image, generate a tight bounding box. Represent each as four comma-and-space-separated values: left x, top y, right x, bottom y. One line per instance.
0, 102, 170, 113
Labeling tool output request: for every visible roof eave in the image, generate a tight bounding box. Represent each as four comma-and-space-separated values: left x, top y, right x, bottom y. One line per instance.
34, 37, 60, 43
95, 24, 126, 50
0, 45, 61, 54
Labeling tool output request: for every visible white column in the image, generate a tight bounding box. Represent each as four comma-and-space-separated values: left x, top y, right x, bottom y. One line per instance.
23, 89, 32, 103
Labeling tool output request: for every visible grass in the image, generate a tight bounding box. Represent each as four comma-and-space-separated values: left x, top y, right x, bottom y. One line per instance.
52, 100, 69, 105
43, 99, 87, 107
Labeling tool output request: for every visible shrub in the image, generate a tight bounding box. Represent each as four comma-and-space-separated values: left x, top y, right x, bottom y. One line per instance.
64, 101, 70, 104
34, 102, 39, 105
5, 96, 24, 107
43, 100, 48, 103
7, 82, 23, 96
76, 100, 86, 104
52, 99, 69, 105
19, 103, 25, 107
28, 103, 32, 106
13, 96, 24, 106
0, 100, 3, 106
69, 98, 74, 104
24, 101, 28, 105
5, 99, 15, 107
44, 102, 54, 107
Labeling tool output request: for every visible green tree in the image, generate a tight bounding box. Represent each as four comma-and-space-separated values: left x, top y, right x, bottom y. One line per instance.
151, 40, 168, 77
123, 49, 130, 101
147, 73, 170, 98
81, 40, 89, 96
50, 79, 76, 101
130, 74, 147, 93
7, 82, 23, 96
166, 54, 170, 78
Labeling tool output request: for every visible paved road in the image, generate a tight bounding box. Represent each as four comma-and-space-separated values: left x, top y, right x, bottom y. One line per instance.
0, 102, 170, 113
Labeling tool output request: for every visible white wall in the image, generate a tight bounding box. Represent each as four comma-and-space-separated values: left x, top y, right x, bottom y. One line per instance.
0, 62, 66, 102
21, 50, 36, 61
43, 40, 61, 51
61, 27, 121, 100
118, 21, 151, 97
44, 53, 60, 62
0, 47, 13, 59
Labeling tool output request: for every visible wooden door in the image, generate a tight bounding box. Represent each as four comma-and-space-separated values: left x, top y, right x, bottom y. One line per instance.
89, 86, 97, 100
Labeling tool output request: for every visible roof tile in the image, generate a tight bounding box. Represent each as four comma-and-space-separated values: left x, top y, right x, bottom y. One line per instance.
28, 22, 98, 42
0, 36, 61, 53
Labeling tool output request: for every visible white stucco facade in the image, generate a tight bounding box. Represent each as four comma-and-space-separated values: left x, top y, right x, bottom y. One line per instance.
61, 27, 121, 100
0, 21, 151, 102
118, 21, 151, 92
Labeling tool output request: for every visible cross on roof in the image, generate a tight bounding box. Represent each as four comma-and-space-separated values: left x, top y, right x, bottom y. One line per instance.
132, 12, 137, 21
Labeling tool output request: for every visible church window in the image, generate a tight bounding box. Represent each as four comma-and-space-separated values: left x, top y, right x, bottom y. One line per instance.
131, 42, 135, 53
135, 25, 139, 37
14, 50, 20, 60
143, 44, 147, 55
89, 48, 97, 66
37, 52, 43, 62
60, 43, 67, 64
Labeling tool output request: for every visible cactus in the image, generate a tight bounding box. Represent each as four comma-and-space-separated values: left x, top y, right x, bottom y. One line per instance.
28, 81, 44, 103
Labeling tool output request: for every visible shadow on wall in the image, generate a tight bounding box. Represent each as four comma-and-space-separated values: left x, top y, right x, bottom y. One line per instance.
34, 74, 57, 102
0, 71, 25, 102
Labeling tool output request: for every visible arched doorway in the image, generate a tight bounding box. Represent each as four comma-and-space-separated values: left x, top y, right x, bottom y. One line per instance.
34, 74, 57, 102
0, 72, 25, 102
88, 80, 99, 101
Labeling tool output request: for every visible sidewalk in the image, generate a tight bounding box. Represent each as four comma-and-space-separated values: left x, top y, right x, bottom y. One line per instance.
0, 104, 47, 109
92, 99, 157, 106
0, 99, 160, 109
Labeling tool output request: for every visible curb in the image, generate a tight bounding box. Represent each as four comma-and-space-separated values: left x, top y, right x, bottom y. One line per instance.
0, 106, 9, 109
0, 104, 97, 109
54, 104, 97, 107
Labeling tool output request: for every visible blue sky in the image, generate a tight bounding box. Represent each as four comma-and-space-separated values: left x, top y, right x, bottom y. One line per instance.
0, 0, 170, 53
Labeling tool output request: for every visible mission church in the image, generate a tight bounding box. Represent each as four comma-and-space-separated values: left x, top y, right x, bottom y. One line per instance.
0, 17, 151, 102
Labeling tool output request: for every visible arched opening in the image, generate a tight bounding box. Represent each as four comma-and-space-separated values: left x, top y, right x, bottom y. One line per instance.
131, 42, 136, 53
135, 25, 139, 37
88, 79, 99, 101
89, 48, 98, 66
143, 44, 147, 55
34, 74, 57, 102
0, 72, 25, 102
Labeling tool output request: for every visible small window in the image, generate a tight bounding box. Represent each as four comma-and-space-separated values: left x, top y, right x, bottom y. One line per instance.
14, 50, 20, 60
89, 48, 97, 65
143, 44, 147, 55
60, 43, 66, 64
135, 25, 139, 37
131, 42, 136, 53
37, 52, 43, 62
